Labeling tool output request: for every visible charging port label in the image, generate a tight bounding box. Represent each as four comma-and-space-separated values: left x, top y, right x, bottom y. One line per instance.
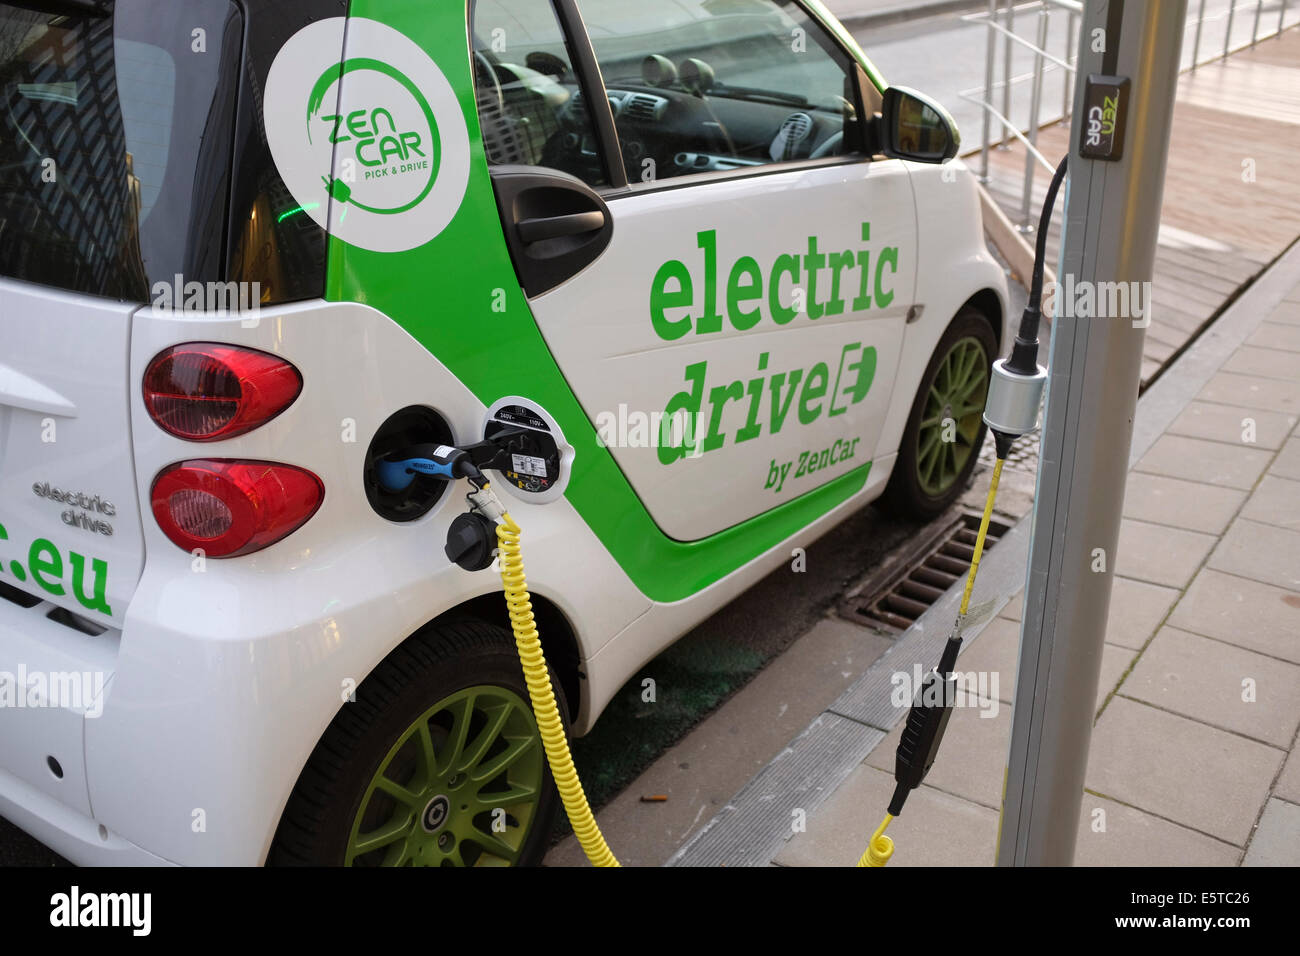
1079, 74, 1129, 162
511, 454, 548, 478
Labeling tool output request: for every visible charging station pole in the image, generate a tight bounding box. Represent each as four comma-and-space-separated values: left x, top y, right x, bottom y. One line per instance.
996, 0, 1186, 866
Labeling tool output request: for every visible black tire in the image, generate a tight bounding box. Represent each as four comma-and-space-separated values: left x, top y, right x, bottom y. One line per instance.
269, 618, 564, 867
882, 308, 997, 520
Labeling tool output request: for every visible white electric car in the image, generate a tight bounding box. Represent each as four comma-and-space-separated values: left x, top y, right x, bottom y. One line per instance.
0, 0, 1008, 865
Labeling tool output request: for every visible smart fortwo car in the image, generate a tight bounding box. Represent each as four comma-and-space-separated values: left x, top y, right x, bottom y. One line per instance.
0, 0, 1008, 865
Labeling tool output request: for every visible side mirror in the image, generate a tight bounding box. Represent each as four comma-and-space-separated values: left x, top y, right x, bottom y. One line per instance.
880, 86, 960, 163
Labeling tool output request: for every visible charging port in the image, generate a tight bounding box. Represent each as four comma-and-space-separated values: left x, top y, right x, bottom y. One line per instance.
484, 404, 563, 496
364, 406, 456, 522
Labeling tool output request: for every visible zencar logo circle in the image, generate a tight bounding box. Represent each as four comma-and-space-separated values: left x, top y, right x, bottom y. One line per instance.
265, 18, 471, 253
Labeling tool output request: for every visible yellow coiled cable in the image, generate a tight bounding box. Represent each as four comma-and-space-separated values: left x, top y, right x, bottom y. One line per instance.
496, 510, 620, 867
857, 814, 895, 866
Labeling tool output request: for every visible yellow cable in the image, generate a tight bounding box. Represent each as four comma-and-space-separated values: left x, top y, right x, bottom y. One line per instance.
496, 509, 620, 867
960, 458, 1005, 617
860, 457, 1006, 867
857, 814, 895, 866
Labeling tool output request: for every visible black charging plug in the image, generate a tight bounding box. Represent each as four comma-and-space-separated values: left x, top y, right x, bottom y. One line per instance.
888, 635, 963, 816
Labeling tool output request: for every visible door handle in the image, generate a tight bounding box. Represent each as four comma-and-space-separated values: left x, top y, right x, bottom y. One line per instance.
517, 210, 606, 243
490, 165, 614, 296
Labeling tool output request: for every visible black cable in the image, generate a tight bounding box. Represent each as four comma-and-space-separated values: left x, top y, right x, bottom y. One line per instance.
1006, 155, 1070, 378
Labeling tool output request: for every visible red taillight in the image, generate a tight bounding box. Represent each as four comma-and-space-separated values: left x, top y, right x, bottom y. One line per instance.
143, 344, 302, 441
151, 460, 324, 557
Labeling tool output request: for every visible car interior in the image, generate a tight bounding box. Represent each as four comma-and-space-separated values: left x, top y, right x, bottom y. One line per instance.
473, 13, 862, 187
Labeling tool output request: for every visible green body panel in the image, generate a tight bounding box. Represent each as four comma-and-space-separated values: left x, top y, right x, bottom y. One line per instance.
326, 1, 872, 603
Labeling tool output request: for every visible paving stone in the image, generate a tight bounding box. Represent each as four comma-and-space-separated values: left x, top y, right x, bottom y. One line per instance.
1086, 696, 1284, 846
998, 591, 1023, 621
1197, 371, 1300, 416
1242, 799, 1300, 866
1224, 346, 1300, 381
1271, 436, 1300, 481
1104, 576, 1182, 650
1207, 518, 1300, 593
1121, 627, 1300, 748
1240, 474, 1300, 533
1074, 795, 1240, 866
1116, 518, 1217, 589
1275, 748, 1300, 805
1267, 300, 1300, 325
1096, 643, 1138, 713
1168, 568, 1300, 663
774, 764, 998, 867
1134, 434, 1273, 491
1246, 321, 1300, 353
955, 616, 1020, 704
868, 693, 1009, 810
1122, 471, 1247, 534
1167, 400, 1296, 451
1008, 578, 1182, 650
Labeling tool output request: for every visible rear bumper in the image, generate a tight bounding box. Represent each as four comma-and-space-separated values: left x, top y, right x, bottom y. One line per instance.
0, 766, 172, 866
0, 589, 164, 863
0, 570, 452, 866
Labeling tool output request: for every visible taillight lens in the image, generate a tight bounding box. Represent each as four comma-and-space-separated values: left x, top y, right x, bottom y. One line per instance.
151, 460, 324, 557
144, 344, 302, 441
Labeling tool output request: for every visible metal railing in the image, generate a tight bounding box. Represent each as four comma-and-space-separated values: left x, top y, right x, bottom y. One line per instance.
963, 0, 1297, 230
963, 0, 1080, 230
1190, 0, 1291, 63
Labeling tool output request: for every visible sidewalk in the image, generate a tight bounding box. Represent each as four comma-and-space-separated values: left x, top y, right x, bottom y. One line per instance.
683, 239, 1300, 868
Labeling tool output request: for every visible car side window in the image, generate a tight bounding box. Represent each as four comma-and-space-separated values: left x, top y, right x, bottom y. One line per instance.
577, 0, 865, 184
470, 0, 610, 188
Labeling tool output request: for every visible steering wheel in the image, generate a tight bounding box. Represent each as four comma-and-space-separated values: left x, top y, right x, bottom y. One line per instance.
810, 130, 844, 160
474, 50, 504, 112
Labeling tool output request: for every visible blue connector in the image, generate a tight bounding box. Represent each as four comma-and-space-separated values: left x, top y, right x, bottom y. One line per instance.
376, 456, 458, 492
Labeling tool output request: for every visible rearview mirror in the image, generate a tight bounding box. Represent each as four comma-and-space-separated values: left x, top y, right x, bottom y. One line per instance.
880, 86, 960, 163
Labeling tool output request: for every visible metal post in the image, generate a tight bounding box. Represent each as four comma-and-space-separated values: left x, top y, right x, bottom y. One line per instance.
996, 0, 1187, 867
1224, 0, 1237, 57
1020, 9, 1049, 229
981, 0, 998, 180
1282, 0, 1289, 36
1191, 0, 1206, 67
1001, 0, 1015, 146
1252, 0, 1262, 44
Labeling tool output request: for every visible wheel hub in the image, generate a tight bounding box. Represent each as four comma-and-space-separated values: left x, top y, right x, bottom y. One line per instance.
420, 794, 451, 833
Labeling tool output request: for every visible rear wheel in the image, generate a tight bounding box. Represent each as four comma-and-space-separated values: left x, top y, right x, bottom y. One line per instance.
883, 309, 996, 520
270, 618, 562, 867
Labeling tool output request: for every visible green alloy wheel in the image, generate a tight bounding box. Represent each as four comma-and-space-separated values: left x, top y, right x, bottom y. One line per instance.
916, 336, 988, 497
270, 619, 563, 867
346, 685, 545, 866
883, 309, 997, 520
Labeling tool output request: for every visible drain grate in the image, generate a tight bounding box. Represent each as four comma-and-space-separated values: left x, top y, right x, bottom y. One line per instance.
839, 512, 1012, 634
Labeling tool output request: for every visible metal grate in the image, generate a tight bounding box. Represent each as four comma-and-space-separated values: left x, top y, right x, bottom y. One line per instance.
839, 512, 1013, 634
